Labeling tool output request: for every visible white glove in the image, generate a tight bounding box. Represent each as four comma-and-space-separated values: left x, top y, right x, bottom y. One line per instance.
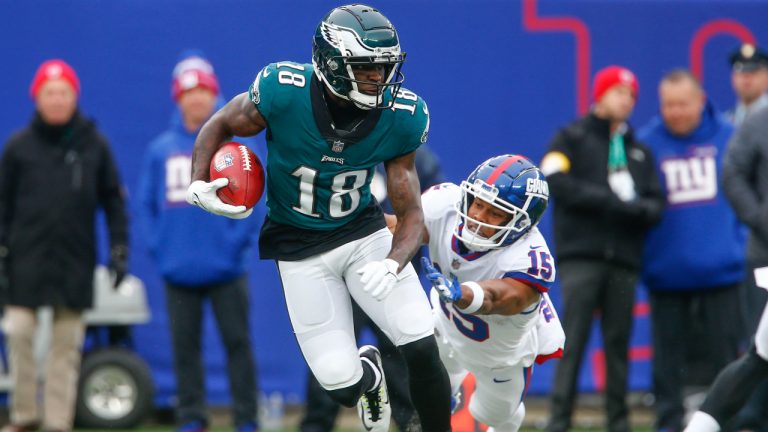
608, 170, 637, 202
357, 258, 399, 301
186, 179, 253, 219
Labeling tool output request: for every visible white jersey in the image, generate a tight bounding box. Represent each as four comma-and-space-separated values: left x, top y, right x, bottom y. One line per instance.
423, 183, 557, 369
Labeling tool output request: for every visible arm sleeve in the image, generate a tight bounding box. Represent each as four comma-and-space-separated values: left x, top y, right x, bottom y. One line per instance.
96, 135, 129, 248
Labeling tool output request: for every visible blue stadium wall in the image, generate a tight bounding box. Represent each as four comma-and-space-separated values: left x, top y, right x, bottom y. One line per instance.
1, 0, 766, 407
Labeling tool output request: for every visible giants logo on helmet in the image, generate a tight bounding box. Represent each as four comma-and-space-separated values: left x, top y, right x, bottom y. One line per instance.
526, 178, 549, 197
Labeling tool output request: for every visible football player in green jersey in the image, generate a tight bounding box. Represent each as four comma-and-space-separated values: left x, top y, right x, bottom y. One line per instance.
185, 4, 451, 432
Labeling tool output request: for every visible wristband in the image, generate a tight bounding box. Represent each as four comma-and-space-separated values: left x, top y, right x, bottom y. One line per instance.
458, 281, 484, 314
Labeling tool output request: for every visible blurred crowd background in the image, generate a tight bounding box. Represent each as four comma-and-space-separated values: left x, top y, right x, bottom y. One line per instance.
1, 0, 768, 430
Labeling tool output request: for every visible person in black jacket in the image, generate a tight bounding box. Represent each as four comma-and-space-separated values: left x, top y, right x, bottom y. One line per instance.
542, 65, 664, 432
0, 59, 128, 432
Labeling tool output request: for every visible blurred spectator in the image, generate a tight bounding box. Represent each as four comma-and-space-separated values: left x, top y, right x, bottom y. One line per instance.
638, 69, 745, 432
299, 144, 446, 432
543, 65, 664, 432
722, 105, 768, 431
0, 59, 129, 432
724, 43, 768, 432
136, 51, 259, 432
726, 43, 768, 127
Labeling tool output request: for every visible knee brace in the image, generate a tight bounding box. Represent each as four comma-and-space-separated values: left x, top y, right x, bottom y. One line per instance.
322, 349, 379, 408
303, 331, 360, 390
309, 350, 359, 391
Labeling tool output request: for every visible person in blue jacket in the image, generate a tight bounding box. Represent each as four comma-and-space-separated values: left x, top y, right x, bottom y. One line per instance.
136, 51, 260, 432
638, 69, 746, 432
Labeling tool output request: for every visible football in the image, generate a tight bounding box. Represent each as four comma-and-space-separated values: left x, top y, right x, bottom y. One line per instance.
209, 142, 265, 209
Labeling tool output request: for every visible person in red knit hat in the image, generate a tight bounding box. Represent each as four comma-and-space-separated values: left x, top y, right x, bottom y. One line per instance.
542, 65, 665, 432
29, 60, 81, 99
0, 59, 128, 432
591, 66, 640, 105
171, 53, 220, 102
137, 50, 260, 432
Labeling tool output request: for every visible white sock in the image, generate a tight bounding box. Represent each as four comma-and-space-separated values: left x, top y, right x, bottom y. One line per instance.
684, 411, 720, 432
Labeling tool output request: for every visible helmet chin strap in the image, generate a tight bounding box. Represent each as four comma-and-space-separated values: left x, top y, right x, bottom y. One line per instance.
315, 68, 378, 110
459, 225, 496, 252
347, 90, 376, 110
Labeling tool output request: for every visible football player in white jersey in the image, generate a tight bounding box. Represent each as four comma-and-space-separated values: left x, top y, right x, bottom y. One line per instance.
387, 155, 565, 431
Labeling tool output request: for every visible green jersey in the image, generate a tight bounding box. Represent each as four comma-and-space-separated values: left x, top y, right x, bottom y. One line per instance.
248, 61, 430, 259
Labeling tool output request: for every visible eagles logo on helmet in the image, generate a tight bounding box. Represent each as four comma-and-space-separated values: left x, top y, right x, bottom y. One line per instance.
312, 4, 406, 110
455, 155, 549, 251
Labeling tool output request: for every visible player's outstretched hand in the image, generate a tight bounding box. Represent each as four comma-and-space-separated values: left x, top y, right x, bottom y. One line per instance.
186, 178, 253, 219
357, 259, 399, 301
421, 257, 462, 303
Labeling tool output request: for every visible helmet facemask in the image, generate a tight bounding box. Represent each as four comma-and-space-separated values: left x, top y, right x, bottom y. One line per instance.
455, 178, 535, 252
343, 53, 405, 109
313, 20, 405, 110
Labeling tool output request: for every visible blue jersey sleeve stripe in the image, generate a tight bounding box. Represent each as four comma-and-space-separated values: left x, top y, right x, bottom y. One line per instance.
503, 272, 552, 293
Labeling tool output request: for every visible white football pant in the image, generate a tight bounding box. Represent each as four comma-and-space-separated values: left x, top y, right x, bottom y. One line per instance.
435, 320, 531, 431
277, 227, 434, 390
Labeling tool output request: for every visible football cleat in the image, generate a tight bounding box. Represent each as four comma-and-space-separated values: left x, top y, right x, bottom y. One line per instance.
357, 345, 391, 432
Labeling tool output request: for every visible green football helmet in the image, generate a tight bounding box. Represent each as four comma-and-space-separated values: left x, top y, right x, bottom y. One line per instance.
312, 4, 405, 110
